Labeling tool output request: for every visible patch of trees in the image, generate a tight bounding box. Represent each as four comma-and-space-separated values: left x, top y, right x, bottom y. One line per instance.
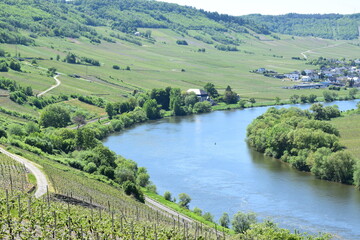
176, 40, 188, 45
215, 44, 238, 52
247, 106, 358, 185
78, 95, 106, 107
64, 52, 100, 66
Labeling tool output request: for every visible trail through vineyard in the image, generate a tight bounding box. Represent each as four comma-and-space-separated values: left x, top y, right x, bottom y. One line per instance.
0, 146, 48, 198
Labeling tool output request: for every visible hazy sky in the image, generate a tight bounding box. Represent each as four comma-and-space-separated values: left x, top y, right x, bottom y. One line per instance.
160, 0, 359, 16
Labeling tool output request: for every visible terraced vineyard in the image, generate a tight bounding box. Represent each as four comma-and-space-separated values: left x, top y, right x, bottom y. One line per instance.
0, 153, 34, 194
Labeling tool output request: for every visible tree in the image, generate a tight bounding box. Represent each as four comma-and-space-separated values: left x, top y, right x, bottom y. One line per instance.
323, 91, 337, 102
164, 191, 172, 201
40, 105, 71, 128
308, 94, 317, 103
219, 212, 230, 228
193, 207, 202, 216
249, 98, 256, 106
232, 212, 257, 233
122, 180, 145, 203
193, 101, 211, 113
275, 97, 281, 105
300, 95, 308, 103
224, 86, 239, 104
0, 62, 8, 72
136, 172, 150, 187
143, 99, 161, 120
349, 88, 358, 99
178, 193, 191, 209
65, 52, 77, 63
9, 60, 21, 71
204, 83, 218, 98
239, 99, 247, 108
203, 212, 214, 222
184, 92, 198, 107
290, 94, 299, 104
72, 112, 86, 128
105, 103, 115, 119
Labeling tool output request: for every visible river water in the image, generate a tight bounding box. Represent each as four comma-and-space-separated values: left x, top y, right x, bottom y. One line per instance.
104, 100, 360, 239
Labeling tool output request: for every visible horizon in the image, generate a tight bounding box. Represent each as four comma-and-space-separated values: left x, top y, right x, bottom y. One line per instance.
159, 0, 359, 16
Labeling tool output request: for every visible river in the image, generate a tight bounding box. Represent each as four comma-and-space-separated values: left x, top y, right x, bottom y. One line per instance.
104, 100, 360, 239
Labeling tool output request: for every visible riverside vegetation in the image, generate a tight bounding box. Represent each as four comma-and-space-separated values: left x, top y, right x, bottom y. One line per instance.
247, 103, 360, 187
0, 0, 359, 238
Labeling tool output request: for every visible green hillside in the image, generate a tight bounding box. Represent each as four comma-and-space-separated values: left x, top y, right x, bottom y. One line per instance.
244, 13, 360, 40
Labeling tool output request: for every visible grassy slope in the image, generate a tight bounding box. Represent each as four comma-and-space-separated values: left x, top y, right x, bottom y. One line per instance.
331, 113, 360, 160
1, 29, 359, 109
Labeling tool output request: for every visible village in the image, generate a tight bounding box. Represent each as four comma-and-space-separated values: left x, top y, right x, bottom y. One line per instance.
255, 58, 360, 90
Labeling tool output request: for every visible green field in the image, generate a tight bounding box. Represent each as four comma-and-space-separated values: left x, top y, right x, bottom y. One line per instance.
2, 28, 359, 109
332, 113, 360, 160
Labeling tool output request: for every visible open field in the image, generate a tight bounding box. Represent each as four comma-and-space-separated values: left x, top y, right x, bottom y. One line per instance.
332, 113, 360, 160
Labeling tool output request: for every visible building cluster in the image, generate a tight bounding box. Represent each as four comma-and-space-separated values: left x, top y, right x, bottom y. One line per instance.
255, 62, 360, 90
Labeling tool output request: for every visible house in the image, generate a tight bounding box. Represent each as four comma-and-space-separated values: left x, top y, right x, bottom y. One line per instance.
134, 32, 141, 36
256, 68, 266, 73
186, 89, 209, 102
301, 76, 312, 82
284, 73, 300, 81
304, 69, 314, 75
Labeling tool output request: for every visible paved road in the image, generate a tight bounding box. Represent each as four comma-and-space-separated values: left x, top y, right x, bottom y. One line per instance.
0, 147, 48, 198
145, 196, 193, 223
37, 74, 61, 97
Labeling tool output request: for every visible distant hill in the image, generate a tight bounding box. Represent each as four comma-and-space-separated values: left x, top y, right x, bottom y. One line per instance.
243, 13, 360, 40
0, 0, 270, 46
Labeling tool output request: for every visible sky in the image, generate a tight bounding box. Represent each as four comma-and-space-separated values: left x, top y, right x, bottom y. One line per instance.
160, 0, 359, 16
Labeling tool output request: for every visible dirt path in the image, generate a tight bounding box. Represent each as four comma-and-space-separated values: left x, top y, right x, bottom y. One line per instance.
145, 196, 193, 223
0, 147, 48, 198
37, 74, 61, 97
300, 42, 346, 59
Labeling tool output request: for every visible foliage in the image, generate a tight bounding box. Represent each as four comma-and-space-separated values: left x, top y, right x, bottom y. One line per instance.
219, 212, 230, 228
231, 211, 257, 233
178, 193, 191, 209
193, 101, 212, 113
40, 105, 71, 128
204, 82, 218, 98
143, 99, 161, 120
164, 191, 172, 201
246, 106, 356, 185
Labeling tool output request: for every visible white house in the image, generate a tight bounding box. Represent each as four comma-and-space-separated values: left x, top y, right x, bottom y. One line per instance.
284, 73, 300, 81
301, 76, 312, 82
186, 89, 209, 102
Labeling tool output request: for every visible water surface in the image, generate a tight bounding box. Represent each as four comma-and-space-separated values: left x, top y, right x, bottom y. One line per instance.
104, 100, 360, 239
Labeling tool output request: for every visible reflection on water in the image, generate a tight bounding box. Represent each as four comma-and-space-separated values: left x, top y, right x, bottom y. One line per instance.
104, 100, 360, 239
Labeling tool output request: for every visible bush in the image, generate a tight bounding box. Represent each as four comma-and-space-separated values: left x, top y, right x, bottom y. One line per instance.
193, 101, 211, 113
84, 162, 97, 173
122, 180, 145, 203
164, 191, 172, 201
193, 207, 202, 216
203, 212, 214, 222
113, 65, 120, 70
176, 40, 188, 45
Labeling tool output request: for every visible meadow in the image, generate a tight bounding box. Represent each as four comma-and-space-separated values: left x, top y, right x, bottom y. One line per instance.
332, 113, 360, 160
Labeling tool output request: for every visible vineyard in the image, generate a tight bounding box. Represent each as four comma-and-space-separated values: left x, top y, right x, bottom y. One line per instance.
0, 148, 225, 239
0, 153, 34, 194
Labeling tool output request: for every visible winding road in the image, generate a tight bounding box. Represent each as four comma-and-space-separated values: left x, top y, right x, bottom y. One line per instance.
37, 74, 61, 97
0, 146, 48, 198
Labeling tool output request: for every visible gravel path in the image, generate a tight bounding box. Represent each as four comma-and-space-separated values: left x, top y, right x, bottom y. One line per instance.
0, 147, 48, 198
37, 74, 61, 97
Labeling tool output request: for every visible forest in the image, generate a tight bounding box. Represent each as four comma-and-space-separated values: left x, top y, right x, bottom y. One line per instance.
244, 13, 360, 40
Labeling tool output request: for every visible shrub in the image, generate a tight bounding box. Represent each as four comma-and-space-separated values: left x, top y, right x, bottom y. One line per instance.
164, 191, 172, 201
113, 65, 120, 70
84, 162, 97, 173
